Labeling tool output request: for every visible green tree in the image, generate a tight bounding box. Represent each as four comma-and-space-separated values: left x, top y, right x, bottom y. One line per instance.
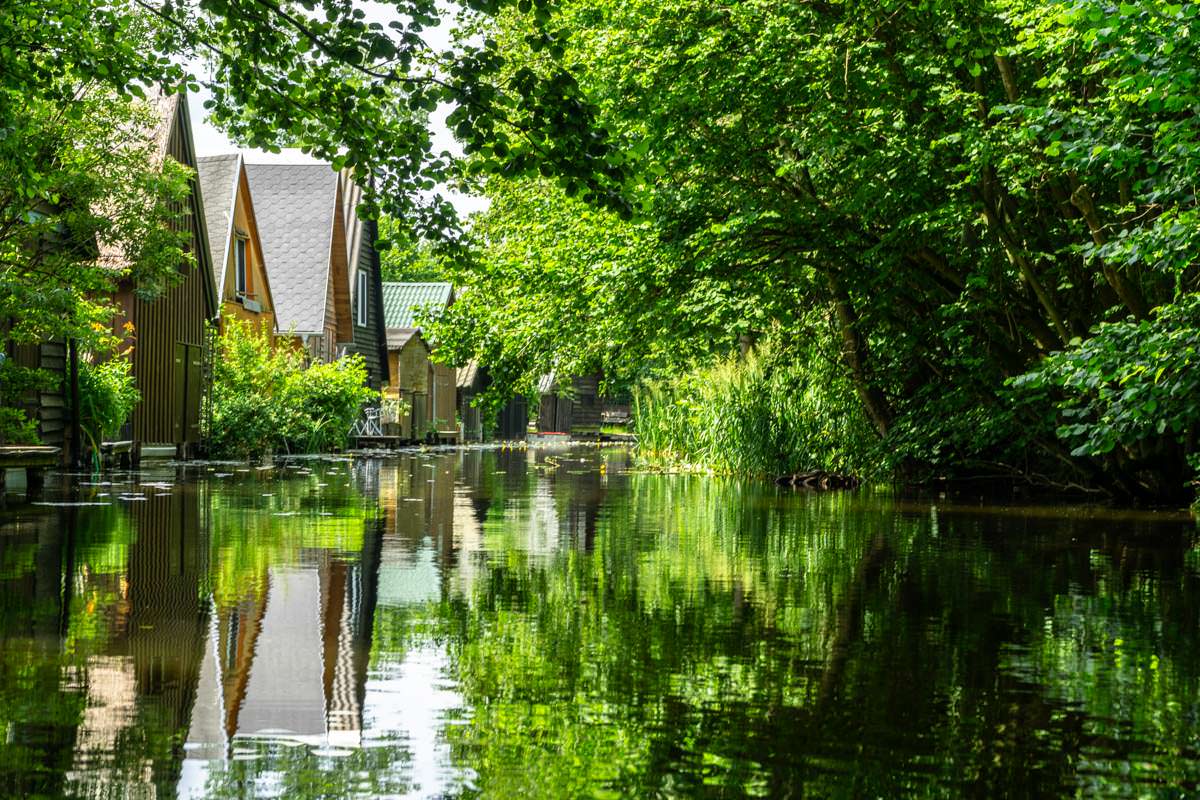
0, 87, 194, 442
442, 0, 1200, 498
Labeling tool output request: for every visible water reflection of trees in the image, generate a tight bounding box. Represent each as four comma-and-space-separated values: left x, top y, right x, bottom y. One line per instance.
428, 469, 1200, 798
0, 452, 1197, 798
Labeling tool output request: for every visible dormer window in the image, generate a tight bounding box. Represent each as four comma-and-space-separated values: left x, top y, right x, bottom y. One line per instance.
235, 237, 248, 295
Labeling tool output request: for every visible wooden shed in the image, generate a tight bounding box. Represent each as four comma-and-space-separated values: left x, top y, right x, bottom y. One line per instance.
196, 153, 277, 335
380, 282, 457, 442
536, 372, 604, 436
457, 362, 529, 442
7, 92, 218, 459
384, 327, 431, 440
111, 92, 220, 456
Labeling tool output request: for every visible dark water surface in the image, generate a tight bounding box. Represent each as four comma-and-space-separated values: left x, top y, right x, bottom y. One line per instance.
0, 446, 1197, 799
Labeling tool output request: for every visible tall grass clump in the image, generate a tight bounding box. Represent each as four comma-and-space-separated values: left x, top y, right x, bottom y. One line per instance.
633, 336, 875, 477
207, 320, 377, 458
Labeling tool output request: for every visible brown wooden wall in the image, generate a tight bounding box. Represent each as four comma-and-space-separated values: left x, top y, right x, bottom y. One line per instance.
120, 104, 215, 446
431, 363, 456, 433
11, 340, 67, 448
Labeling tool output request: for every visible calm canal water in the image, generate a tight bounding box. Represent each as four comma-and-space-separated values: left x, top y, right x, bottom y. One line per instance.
0, 446, 1197, 798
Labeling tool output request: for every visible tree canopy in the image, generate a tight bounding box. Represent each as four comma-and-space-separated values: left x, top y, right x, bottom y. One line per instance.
434, 0, 1200, 500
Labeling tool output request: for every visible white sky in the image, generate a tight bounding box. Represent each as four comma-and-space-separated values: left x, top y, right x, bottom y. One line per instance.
187, 1, 487, 215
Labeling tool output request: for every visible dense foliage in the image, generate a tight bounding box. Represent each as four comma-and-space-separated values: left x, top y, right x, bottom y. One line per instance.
75, 355, 141, 452
634, 334, 875, 477
2, 0, 633, 240
207, 321, 377, 457
435, 0, 1200, 500
0, 87, 193, 443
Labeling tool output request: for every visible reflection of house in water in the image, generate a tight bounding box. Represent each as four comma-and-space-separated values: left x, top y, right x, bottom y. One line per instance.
371, 450, 612, 604
62, 488, 212, 798
184, 521, 383, 758
523, 449, 609, 555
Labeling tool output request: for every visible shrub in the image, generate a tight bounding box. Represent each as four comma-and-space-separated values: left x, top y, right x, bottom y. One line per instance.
0, 359, 51, 445
280, 359, 377, 452
207, 320, 377, 458
632, 334, 875, 477
1012, 294, 1200, 498
76, 355, 139, 449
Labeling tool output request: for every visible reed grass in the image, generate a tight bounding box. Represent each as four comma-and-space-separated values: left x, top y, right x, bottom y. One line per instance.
632, 339, 875, 477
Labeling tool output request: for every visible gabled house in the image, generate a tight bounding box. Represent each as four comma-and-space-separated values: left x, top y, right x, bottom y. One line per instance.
112, 92, 220, 457
380, 282, 456, 441
535, 372, 605, 437
339, 172, 389, 390
196, 153, 277, 334
244, 163, 351, 363
8, 92, 219, 459
457, 362, 529, 442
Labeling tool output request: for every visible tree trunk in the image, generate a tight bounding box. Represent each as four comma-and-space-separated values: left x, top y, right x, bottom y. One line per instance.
1068, 177, 1149, 319
827, 272, 893, 437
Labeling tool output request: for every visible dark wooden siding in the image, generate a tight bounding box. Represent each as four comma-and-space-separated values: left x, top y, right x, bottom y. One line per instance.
125, 104, 215, 446
536, 373, 602, 435
348, 218, 385, 389
12, 340, 67, 448
569, 374, 602, 432
497, 395, 528, 439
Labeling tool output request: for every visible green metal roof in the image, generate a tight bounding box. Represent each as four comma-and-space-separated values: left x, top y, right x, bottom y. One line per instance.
380, 282, 453, 329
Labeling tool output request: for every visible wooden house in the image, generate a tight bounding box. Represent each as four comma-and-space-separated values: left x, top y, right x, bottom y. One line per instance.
338, 172, 389, 389
112, 93, 220, 457
380, 282, 456, 441
536, 372, 604, 436
8, 92, 218, 459
244, 162, 352, 364
196, 153, 277, 335
457, 362, 528, 442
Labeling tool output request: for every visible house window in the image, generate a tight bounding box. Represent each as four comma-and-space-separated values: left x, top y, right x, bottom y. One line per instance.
235, 238, 248, 295
356, 270, 368, 326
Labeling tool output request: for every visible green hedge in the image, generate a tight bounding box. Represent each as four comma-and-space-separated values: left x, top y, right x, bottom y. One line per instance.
207, 320, 377, 458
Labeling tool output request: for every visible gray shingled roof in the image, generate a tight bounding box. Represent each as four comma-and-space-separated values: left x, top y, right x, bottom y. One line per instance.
381, 282, 453, 329
196, 154, 240, 292
244, 163, 340, 333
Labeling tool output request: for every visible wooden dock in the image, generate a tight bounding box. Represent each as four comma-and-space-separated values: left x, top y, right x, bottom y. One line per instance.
0, 446, 61, 496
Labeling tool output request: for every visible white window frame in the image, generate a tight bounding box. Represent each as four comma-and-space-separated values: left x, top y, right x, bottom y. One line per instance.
235, 237, 248, 295
356, 270, 368, 326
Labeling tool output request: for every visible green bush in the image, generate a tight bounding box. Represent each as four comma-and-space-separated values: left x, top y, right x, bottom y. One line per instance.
208, 320, 377, 458
76, 355, 139, 448
1013, 294, 1200, 497
632, 335, 875, 477
0, 358, 51, 445
280, 359, 378, 452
